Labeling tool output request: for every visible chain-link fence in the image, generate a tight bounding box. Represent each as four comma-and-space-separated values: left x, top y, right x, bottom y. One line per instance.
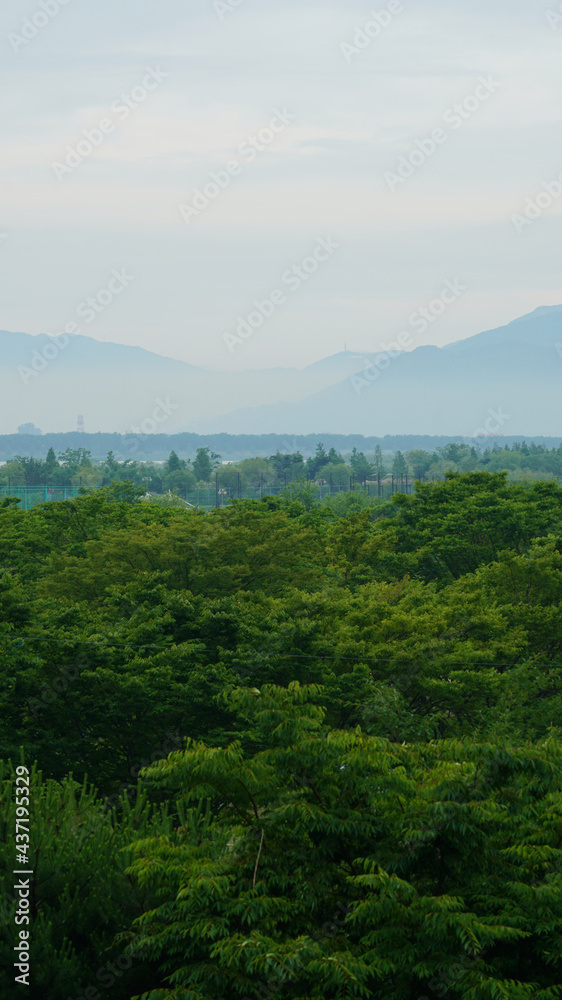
0, 476, 421, 511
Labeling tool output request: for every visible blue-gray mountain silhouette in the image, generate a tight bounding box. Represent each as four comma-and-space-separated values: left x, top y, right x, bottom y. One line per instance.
1, 305, 560, 435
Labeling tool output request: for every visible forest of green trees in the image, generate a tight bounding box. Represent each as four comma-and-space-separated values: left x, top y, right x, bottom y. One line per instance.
1, 472, 562, 998
3, 439, 562, 496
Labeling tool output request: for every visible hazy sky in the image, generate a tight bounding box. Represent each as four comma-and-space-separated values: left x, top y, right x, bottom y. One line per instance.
2, 0, 562, 370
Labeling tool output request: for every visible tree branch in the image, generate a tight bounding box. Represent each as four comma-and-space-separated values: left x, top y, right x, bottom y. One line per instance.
252, 828, 264, 888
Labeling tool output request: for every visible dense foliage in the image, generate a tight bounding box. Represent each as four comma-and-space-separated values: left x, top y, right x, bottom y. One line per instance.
1, 472, 561, 998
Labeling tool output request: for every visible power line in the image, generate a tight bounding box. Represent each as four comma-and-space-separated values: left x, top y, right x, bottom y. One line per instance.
6, 635, 176, 650
2, 634, 558, 668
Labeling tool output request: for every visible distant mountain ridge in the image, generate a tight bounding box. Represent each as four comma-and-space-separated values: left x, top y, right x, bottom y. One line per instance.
1, 306, 561, 435
204, 306, 562, 436
1, 329, 371, 435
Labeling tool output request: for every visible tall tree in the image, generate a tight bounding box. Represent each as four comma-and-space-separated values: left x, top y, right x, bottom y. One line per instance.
372, 445, 385, 479
306, 443, 329, 480
45, 447, 58, 476
192, 447, 220, 483
392, 450, 408, 479
165, 450, 184, 474
406, 449, 433, 481
269, 451, 304, 481
349, 447, 373, 482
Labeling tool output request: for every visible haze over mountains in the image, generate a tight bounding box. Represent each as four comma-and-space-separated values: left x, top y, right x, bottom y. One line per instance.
4, 306, 562, 437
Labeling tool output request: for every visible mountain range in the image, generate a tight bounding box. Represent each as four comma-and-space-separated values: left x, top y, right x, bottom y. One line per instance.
3, 305, 562, 436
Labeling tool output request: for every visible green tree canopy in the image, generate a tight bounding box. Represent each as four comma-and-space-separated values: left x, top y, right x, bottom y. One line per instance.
192, 447, 221, 483
125, 683, 562, 1000
392, 451, 408, 478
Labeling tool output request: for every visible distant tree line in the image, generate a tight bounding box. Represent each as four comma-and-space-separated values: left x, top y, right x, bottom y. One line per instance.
3, 430, 562, 463
3, 440, 562, 493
